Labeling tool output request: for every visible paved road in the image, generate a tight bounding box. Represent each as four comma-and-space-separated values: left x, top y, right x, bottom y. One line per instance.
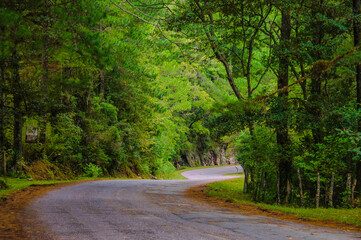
23, 166, 360, 240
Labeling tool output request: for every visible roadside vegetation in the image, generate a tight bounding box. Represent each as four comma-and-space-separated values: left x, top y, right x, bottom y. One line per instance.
0, 177, 74, 199
0, 165, 229, 198
207, 177, 361, 227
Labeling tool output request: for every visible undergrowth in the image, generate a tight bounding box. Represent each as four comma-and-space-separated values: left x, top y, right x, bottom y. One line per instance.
206, 177, 361, 227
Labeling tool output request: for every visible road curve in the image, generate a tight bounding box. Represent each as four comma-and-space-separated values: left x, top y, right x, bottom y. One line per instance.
22, 166, 360, 240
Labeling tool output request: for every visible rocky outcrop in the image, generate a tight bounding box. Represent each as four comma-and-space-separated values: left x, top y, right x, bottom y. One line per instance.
177, 145, 238, 167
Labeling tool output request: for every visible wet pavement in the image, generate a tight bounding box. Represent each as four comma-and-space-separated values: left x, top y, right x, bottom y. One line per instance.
23, 166, 361, 240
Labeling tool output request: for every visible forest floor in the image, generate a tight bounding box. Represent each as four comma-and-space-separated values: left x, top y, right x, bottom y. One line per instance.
186, 177, 361, 233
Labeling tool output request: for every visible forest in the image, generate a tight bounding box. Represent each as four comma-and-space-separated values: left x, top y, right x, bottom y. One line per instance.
0, 0, 361, 209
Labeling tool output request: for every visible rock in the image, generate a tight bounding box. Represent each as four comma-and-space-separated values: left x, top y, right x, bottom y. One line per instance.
149, 174, 157, 180
177, 144, 238, 167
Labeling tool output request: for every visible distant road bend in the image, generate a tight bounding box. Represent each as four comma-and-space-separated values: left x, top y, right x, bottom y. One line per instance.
23, 166, 361, 240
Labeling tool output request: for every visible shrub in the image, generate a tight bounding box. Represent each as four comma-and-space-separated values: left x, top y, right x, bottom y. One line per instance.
83, 163, 103, 178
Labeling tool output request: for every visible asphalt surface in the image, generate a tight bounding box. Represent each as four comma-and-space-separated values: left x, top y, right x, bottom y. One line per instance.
23, 166, 361, 240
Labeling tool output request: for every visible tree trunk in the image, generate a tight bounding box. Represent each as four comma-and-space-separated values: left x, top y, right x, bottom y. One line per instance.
329, 172, 335, 208
250, 167, 255, 191
354, 0, 361, 196
310, 0, 325, 145
352, 178, 357, 208
99, 20, 105, 99
242, 164, 248, 193
310, 71, 323, 144
12, 51, 23, 170
346, 173, 352, 206
285, 179, 291, 205
316, 172, 320, 208
297, 168, 304, 207
253, 170, 261, 201
277, 172, 281, 205
99, 70, 105, 96
262, 171, 267, 202
13, 99, 23, 168
40, 3, 49, 145
257, 168, 264, 202
244, 168, 248, 193
2, 151, 6, 176
39, 115, 47, 145
0, 61, 5, 157
324, 181, 328, 208
277, 7, 291, 204
247, 123, 254, 194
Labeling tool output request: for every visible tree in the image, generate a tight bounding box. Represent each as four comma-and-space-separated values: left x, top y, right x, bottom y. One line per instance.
354, 0, 361, 194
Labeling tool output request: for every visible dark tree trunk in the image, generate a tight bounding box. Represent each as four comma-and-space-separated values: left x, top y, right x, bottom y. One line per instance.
352, 178, 357, 208
99, 20, 105, 99
40, 28, 49, 145
262, 171, 267, 201
0, 61, 5, 175
316, 172, 320, 208
297, 168, 304, 207
354, 0, 361, 195
250, 167, 255, 190
324, 181, 328, 208
310, 71, 323, 144
346, 173, 352, 206
285, 179, 291, 205
257, 168, 265, 201
277, 8, 291, 203
242, 164, 248, 193
277, 171, 281, 205
2, 151, 6, 176
40, 2, 51, 146
254, 169, 263, 201
329, 172, 335, 207
12, 51, 23, 170
0, 61, 5, 155
309, 1, 325, 145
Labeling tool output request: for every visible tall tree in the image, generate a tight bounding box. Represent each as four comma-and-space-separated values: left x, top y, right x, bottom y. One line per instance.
354, 0, 361, 194
276, 3, 291, 204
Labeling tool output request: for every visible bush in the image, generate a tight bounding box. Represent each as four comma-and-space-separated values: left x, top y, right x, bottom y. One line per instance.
83, 163, 103, 178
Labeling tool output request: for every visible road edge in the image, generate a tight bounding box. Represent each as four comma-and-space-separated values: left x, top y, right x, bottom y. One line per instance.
0, 180, 99, 240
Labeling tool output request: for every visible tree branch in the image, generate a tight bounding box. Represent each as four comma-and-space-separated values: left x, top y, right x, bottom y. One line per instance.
256, 45, 361, 101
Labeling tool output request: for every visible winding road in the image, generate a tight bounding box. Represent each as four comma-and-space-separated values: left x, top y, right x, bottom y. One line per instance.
22, 166, 360, 240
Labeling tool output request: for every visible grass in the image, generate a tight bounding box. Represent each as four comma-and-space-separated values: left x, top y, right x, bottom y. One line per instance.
225, 172, 244, 176
206, 177, 361, 227
0, 176, 127, 199
0, 177, 75, 198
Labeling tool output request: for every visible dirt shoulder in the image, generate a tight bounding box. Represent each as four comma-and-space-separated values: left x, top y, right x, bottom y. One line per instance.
185, 184, 361, 233
0, 180, 96, 240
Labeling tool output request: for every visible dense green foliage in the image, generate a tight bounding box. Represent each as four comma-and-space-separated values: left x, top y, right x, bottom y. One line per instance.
1, 0, 361, 209
0, 0, 233, 180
